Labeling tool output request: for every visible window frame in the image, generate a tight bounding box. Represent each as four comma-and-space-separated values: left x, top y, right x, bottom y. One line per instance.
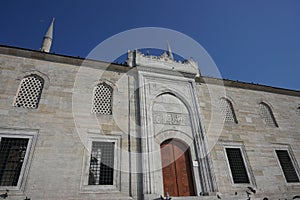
219, 97, 238, 124
80, 134, 121, 193
274, 146, 300, 184
259, 102, 278, 128
223, 143, 255, 186
14, 74, 44, 109
0, 128, 37, 192
91, 82, 113, 115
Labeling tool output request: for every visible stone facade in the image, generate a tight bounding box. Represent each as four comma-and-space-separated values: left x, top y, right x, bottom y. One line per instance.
0, 45, 299, 200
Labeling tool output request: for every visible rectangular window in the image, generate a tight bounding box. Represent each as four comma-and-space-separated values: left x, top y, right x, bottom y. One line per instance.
0, 129, 37, 191
0, 138, 29, 186
88, 142, 114, 185
81, 134, 121, 192
226, 148, 250, 184
276, 150, 300, 183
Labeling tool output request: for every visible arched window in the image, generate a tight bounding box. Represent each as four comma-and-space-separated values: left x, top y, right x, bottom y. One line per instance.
14, 75, 44, 109
259, 102, 278, 127
92, 83, 113, 115
219, 98, 238, 124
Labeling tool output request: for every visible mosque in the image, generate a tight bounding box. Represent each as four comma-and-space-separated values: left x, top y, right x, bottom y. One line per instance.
0, 19, 299, 200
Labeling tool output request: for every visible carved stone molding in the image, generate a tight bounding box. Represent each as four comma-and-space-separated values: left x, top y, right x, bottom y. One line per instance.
127, 50, 200, 77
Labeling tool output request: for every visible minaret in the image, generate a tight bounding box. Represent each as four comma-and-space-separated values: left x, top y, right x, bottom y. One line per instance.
167, 41, 174, 60
40, 18, 54, 53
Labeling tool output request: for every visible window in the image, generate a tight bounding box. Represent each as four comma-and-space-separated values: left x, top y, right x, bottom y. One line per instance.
14, 75, 44, 109
219, 98, 238, 123
0, 138, 28, 186
259, 103, 278, 127
92, 83, 113, 115
276, 150, 300, 183
225, 148, 250, 184
0, 129, 37, 191
81, 134, 120, 192
89, 142, 114, 185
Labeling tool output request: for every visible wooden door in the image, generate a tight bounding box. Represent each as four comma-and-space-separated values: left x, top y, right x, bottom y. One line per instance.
161, 139, 195, 197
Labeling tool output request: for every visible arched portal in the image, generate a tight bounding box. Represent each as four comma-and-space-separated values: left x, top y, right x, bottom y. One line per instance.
160, 139, 195, 197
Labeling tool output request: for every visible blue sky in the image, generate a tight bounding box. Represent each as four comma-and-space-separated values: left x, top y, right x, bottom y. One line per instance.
0, 0, 299, 90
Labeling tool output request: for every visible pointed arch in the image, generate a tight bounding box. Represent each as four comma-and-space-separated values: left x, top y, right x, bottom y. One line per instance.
259, 102, 278, 127
151, 89, 192, 120
92, 82, 113, 115
16, 70, 50, 89
14, 74, 44, 109
219, 97, 238, 124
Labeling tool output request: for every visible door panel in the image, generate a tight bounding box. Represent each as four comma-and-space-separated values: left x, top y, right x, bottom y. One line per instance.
161, 139, 195, 197
161, 142, 178, 196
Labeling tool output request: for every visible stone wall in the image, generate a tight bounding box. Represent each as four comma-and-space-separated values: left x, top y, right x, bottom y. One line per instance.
195, 80, 300, 199
0, 49, 137, 199
0, 46, 299, 200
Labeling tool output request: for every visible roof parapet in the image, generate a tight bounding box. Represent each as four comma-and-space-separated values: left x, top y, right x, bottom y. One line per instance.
127, 49, 200, 77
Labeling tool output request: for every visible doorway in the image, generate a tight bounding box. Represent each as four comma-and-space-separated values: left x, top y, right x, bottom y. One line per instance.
160, 139, 195, 197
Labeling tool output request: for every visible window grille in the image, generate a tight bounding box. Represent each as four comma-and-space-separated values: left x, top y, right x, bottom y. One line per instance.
92, 83, 113, 115
0, 138, 29, 186
219, 98, 237, 123
14, 75, 44, 109
88, 142, 114, 185
259, 103, 278, 127
226, 148, 250, 184
276, 150, 299, 183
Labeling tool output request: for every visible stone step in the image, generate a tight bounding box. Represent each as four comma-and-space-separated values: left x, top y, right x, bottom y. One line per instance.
155, 195, 271, 200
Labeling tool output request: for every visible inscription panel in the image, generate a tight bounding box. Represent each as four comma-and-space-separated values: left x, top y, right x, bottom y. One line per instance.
153, 111, 190, 126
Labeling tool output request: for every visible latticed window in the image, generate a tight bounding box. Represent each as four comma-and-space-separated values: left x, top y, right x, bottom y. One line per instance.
14, 75, 44, 109
226, 148, 250, 184
259, 103, 278, 127
276, 150, 300, 183
219, 98, 238, 123
88, 142, 114, 185
0, 138, 29, 186
92, 83, 113, 115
